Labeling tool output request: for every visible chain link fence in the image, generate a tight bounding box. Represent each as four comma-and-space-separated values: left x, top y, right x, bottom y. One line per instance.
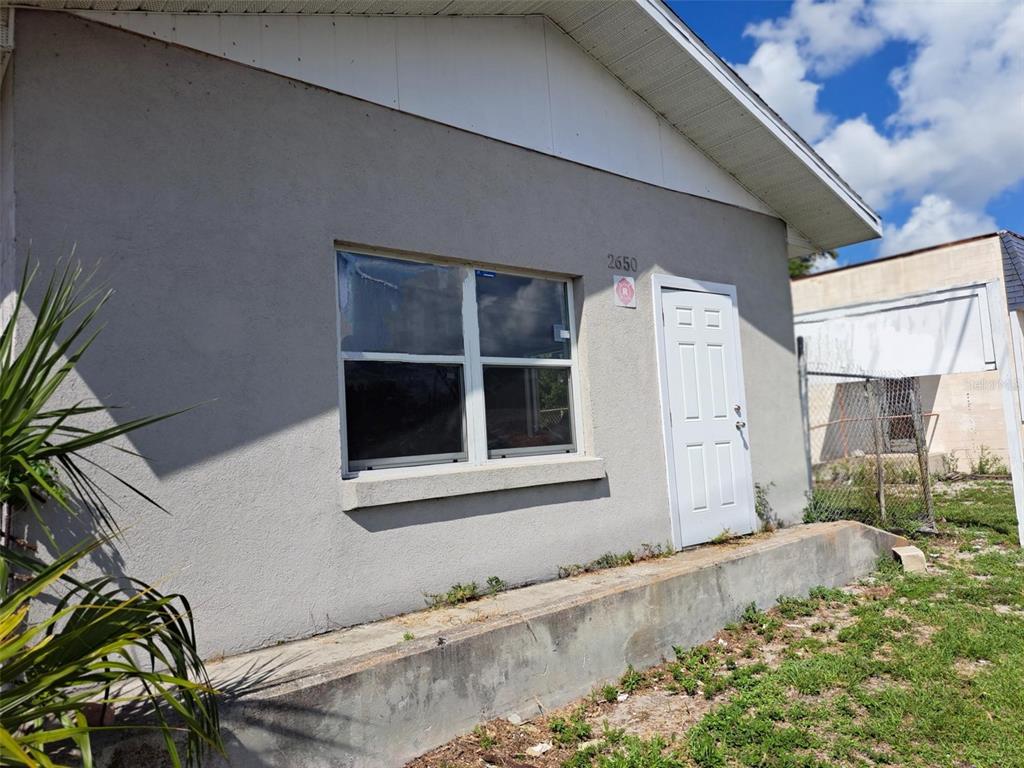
799, 370, 937, 534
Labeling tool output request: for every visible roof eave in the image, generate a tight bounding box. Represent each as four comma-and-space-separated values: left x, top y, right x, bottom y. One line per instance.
11, 0, 883, 251
641, 0, 881, 241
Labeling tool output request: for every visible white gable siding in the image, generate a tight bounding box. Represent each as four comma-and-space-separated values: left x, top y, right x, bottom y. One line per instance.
75, 11, 777, 218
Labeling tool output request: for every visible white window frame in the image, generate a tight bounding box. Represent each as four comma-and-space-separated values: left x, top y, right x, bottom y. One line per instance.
336, 248, 583, 477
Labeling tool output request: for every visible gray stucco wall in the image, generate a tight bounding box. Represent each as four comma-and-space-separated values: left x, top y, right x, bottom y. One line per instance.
1, 61, 13, 326
11, 10, 808, 656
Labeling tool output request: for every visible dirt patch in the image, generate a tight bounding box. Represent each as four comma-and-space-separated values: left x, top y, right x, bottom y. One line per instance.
408, 592, 858, 767
883, 608, 939, 646
862, 674, 909, 693
953, 658, 992, 678
954, 543, 1007, 561
847, 583, 895, 601
408, 530, 1016, 768
413, 714, 576, 768
599, 689, 714, 739
912, 624, 939, 645
993, 604, 1024, 617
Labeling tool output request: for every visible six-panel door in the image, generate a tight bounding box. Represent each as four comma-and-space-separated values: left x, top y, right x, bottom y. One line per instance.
662, 288, 755, 546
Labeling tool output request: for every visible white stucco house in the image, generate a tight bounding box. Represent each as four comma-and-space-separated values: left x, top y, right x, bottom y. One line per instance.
0, 1, 882, 658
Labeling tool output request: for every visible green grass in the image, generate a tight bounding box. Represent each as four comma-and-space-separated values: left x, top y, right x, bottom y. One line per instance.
414, 481, 1022, 768
550, 707, 593, 744
473, 725, 496, 749
933, 480, 1018, 539
620, 664, 647, 693
709, 529, 736, 545
682, 480, 1024, 768
424, 582, 479, 608
599, 684, 620, 703
558, 542, 674, 579
424, 575, 507, 608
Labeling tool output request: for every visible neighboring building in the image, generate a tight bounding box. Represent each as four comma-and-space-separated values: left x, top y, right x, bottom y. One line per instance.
792, 232, 1024, 537
1, 2, 881, 656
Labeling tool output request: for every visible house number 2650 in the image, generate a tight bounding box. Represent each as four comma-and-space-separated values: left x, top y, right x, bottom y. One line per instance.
607, 254, 638, 272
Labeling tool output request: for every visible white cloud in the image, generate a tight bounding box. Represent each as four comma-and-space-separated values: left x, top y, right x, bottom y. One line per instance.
734, 0, 1024, 253
817, 0, 1024, 212
745, 0, 885, 76
879, 194, 996, 256
807, 252, 839, 273
735, 41, 832, 142
814, 116, 948, 211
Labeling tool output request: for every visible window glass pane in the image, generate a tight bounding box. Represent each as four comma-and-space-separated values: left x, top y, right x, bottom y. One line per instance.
345, 361, 465, 467
338, 251, 464, 355
483, 366, 573, 454
476, 272, 570, 359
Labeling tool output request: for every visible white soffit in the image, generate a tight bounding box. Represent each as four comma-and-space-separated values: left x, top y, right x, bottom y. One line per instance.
15, 0, 882, 252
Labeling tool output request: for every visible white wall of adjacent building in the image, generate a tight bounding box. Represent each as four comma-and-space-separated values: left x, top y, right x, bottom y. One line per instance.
792, 235, 1024, 544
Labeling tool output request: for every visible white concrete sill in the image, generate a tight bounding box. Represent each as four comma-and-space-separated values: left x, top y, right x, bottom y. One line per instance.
340, 455, 606, 511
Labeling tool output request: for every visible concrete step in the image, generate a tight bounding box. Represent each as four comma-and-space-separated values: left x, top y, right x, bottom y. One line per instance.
100, 521, 905, 768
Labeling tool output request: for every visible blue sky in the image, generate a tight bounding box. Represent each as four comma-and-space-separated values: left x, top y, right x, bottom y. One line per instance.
667, 0, 1024, 269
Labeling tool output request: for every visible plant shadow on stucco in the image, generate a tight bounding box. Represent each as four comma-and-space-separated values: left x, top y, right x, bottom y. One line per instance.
93, 651, 375, 768
15, 243, 341, 479
16, 499, 131, 607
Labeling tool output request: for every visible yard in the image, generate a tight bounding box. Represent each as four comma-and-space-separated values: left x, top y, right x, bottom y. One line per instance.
409, 480, 1023, 768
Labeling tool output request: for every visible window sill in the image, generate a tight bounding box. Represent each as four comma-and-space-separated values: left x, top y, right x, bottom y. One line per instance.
340, 455, 606, 512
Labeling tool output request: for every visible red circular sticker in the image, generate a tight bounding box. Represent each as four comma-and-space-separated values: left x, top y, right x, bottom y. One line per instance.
615, 277, 635, 305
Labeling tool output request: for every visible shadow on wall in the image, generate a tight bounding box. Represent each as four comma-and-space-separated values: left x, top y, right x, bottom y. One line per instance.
14, 498, 132, 597
348, 476, 612, 532
918, 374, 941, 452
16, 250, 343, 479
14, 11, 797, 496
92, 651, 339, 768
815, 377, 939, 463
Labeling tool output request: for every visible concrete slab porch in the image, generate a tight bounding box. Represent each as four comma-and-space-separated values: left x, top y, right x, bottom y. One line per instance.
99, 521, 905, 768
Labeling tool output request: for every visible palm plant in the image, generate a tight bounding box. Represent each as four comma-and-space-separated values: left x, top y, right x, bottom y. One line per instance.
1, 258, 222, 766
1, 259, 184, 590
0, 543, 221, 767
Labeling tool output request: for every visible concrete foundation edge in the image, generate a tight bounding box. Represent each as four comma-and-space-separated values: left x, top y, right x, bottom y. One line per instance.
99, 522, 905, 767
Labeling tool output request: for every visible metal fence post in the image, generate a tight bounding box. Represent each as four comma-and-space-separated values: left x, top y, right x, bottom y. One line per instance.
909, 382, 937, 532
864, 379, 887, 527
797, 337, 814, 496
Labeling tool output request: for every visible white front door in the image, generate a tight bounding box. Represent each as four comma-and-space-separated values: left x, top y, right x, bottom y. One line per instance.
660, 286, 755, 546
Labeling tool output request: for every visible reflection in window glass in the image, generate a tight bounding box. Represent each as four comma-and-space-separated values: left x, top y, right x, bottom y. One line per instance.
476, 271, 570, 359
338, 251, 464, 355
483, 366, 573, 455
344, 361, 465, 466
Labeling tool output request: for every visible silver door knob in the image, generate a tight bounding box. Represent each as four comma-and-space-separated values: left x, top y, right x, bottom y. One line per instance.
735, 420, 746, 429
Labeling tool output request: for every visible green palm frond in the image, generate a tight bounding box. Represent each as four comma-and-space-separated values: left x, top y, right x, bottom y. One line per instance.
1, 258, 188, 542
0, 543, 223, 768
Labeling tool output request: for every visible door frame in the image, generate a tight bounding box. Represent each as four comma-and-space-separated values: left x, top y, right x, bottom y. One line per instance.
652, 274, 757, 549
